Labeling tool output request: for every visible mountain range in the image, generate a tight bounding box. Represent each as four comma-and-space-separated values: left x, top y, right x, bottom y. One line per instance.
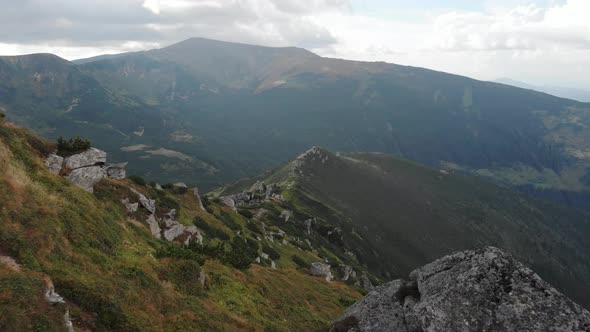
1, 37, 590, 209
494, 77, 590, 103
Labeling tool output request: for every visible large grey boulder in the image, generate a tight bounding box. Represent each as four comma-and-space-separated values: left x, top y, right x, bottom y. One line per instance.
46, 148, 126, 192
65, 166, 105, 193
45, 154, 64, 175
330, 247, 590, 332
63, 148, 107, 169
106, 162, 127, 180
146, 214, 161, 239
310, 262, 334, 282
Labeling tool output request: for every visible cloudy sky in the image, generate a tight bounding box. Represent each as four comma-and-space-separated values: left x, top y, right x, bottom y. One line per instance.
0, 0, 589, 88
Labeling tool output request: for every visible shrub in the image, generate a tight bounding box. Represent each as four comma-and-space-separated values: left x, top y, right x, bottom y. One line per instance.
193, 217, 230, 240
246, 221, 263, 234
262, 244, 281, 260
238, 208, 254, 219
154, 242, 204, 264
56, 136, 91, 157
292, 255, 307, 268
223, 237, 259, 270
129, 175, 146, 186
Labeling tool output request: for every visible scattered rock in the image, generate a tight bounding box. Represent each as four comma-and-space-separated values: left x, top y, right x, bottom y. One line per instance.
121, 198, 139, 213
131, 188, 156, 214
340, 265, 356, 281
173, 182, 187, 188
45, 286, 65, 305
0, 254, 21, 272
271, 261, 276, 269
199, 271, 207, 288
220, 181, 282, 209
310, 262, 333, 282
155, 183, 163, 191
64, 310, 74, 332
280, 210, 292, 222
193, 187, 206, 211
304, 219, 313, 235
220, 197, 237, 211
105, 162, 127, 180
146, 214, 161, 239
331, 247, 590, 332
45, 154, 64, 175
353, 273, 373, 291
261, 252, 270, 260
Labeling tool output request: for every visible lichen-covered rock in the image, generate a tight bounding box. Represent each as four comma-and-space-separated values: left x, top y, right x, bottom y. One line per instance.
45, 154, 64, 175
193, 187, 206, 211
131, 188, 156, 214
106, 162, 127, 180
121, 198, 138, 213
45, 286, 65, 305
146, 214, 161, 239
220, 197, 237, 211
310, 262, 333, 282
65, 166, 105, 192
63, 147, 107, 169
330, 247, 590, 332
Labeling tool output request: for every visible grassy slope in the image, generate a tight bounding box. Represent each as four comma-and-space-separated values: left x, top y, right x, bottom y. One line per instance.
252, 149, 590, 309
0, 122, 360, 331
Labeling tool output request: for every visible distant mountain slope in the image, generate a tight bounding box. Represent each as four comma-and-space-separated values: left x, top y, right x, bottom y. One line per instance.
3, 38, 590, 201
228, 147, 590, 308
495, 77, 590, 102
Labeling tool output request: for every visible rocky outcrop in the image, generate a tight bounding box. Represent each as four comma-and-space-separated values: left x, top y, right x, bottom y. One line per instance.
130, 188, 156, 214
161, 209, 203, 245
146, 214, 162, 239
309, 262, 334, 282
45, 148, 126, 192
330, 247, 590, 332
220, 181, 282, 209
63, 148, 106, 169
290, 146, 330, 177
45, 154, 64, 175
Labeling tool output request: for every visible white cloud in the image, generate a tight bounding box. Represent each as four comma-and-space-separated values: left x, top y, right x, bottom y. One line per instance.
0, 0, 588, 88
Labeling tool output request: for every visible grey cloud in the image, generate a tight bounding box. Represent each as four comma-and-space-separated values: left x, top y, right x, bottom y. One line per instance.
0, 0, 345, 51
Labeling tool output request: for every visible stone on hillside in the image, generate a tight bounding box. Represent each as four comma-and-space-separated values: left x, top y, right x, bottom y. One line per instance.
304, 219, 313, 235
271, 261, 276, 269
121, 198, 138, 213
45, 154, 64, 175
174, 182, 187, 188
66, 166, 105, 193
220, 197, 237, 211
64, 310, 74, 332
106, 162, 127, 180
131, 188, 156, 214
330, 247, 590, 332
310, 262, 333, 282
280, 210, 292, 222
63, 148, 107, 169
146, 214, 161, 239
155, 183, 163, 190
45, 287, 65, 305
340, 265, 356, 281
193, 187, 206, 211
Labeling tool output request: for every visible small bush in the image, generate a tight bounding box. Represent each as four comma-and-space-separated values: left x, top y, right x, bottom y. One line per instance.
193, 217, 230, 240
154, 243, 204, 264
129, 175, 146, 186
246, 221, 263, 234
292, 255, 307, 268
238, 209, 254, 219
56, 136, 91, 157
262, 244, 281, 260
223, 237, 259, 270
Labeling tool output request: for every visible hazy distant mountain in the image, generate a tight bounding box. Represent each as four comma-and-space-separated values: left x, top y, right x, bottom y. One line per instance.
494, 77, 590, 102
2, 38, 590, 203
